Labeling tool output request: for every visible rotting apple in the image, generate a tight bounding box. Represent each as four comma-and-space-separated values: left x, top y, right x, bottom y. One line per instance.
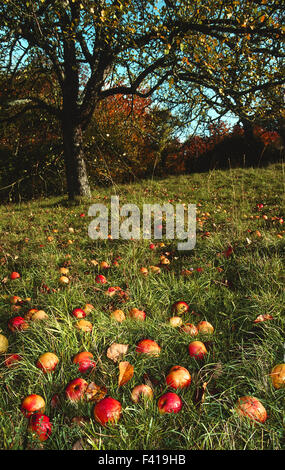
158, 392, 182, 414
166, 365, 191, 390
36, 352, 59, 373
83, 303, 95, 315
73, 351, 96, 374
4, 353, 22, 368
270, 364, 285, 389
93, 397, 122, 426
65, 378, 88, 402
75, 319, 93, 332
235, 396, 267, 423
28, 413, 52, 442
181, 323, 198, 336
30, 310, 49, 321
21, 394, 46, 417
131, 384, 153, 403
95, 274, 107, 284
136, 339, 161, 356
188, 341, 207, 360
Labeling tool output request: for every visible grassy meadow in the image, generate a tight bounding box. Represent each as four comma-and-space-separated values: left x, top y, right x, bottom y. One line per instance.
0, 163, 284, 450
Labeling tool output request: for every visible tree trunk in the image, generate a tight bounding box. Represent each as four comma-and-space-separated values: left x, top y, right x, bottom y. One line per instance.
62, 120, 91, 200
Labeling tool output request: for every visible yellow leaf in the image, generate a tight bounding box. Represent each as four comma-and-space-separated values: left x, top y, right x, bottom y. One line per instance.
118, 361, 134, 387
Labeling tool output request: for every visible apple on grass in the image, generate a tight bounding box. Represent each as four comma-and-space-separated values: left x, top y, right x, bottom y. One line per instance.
4, 353, 22, 368
136, 339, 161, 356
36, 352, 59, 373
75, 319, 93, 332
110, 309, 126, 323
28, 414, 52, 441
270, 364, 285, 389
8, 316, 29, 332
181, 323, 198, 336
95, 274, 107, 284
65, 378, 89, 402
196, 321, 214, 335
10, 271, 21, 280
169, 316, 183, 327
0, 334, 9, 354
171, 301, 189, 316
72, 308, 86, 319
131, 385, 153, 403
166, 366, 191, 389
21, 394, 46, 417
129, 308, 146, 321
73, 351, 96, 374
158, 392, 182, 414
235, 396, 267, 423
188, 341, 207, 360
93, 397, 122, 426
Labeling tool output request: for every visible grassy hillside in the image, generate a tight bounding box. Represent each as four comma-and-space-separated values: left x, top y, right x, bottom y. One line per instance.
0, 163, 284, 450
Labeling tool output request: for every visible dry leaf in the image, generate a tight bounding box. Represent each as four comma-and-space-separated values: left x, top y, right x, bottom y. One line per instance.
72, 439, 85, 450
107, 343, 129, 362
85, 382, 107, 402
194, 381, 208, 409
253, 314, 273, 323
118, 361, 134, 387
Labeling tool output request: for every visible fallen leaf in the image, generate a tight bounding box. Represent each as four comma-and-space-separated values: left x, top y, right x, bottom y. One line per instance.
107, 343, 129, 362
85, 382, 107, 402
118, 361, 134, 387
253, 314, 273, 323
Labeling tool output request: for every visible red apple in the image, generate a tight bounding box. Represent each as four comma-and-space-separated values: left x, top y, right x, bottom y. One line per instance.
4, 353, 22, 368
270, 364, 285, 389
36, 352, 59, 373
93, 397, 122, 426
72, 308, 86, 319
131, 384, 153, 403
10, 271, 21, 280
188, 341, 207, 360
129, 308, 146, 321
158, 392, 182, 414
21, 394, 46, 417
196, 321, 214, 335
235, 396, 267, 423
171, 301, 189, 315
28, 414, 52, 442
10, 295, 22, 305
136, 339, 161, 356
65, 378, 88, 402
95, 274, 107, 284
166, 365, 191, 389
8, 316, 29, 332
73, 351, 96, 374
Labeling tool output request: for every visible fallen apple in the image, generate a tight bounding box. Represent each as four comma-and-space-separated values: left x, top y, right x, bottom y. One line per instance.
136, 339, 161, 356
75, 319, 93, 332
166, 365, 191, 389
235, 396, 267, 423
197, 321, 214, 335
131, 384, 153, 403
0, 334, 9, 354
65, 378, 88, 402
59, 267, 69, 275
21, 394, 46, 417
28, 414, 52, 441
129, 308, 146, 321
110, 309, 126, 323
188, 341, 207, 360
4, 353, 22, 368
171, 301, 189, 316
30, 310, 49, 321
36, 352, 59, 373
83, 303, 95, 315
73, 351, 96, 374
93, 397, 122, 426
8, 316, 29, 332
95, 274, 107, 284
72, 308, 86, 319
270, 364, 285, 389
181, 323, 198, 336
59, 275, 69, 285
169, 316, 183, 327
158, 392, 182, 414
10, 271, 21, 280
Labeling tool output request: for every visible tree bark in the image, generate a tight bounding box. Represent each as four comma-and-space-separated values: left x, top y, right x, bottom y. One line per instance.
62, 120, 91, 200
